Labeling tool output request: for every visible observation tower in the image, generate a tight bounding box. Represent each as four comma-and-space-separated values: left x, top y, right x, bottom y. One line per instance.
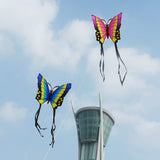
71, 95, 115, 160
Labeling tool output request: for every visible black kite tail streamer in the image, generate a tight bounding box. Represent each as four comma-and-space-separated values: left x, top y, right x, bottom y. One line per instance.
114, 43, 127, 85
99, 43, 105, 81
50, 109, 56, 147
35, 104, 47, 137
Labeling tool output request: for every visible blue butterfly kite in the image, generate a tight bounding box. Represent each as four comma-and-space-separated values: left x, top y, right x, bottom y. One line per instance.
35, 73, 71, 147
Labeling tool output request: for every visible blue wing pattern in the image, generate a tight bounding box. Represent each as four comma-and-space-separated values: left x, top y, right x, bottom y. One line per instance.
36, 73, 50, 104
50, 83, 71, 108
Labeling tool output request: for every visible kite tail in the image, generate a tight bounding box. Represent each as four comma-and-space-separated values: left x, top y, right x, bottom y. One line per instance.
114, 43, 127, 85
50, 109, 56, 148
99, 43, 105, 81
35, 104, 47, 137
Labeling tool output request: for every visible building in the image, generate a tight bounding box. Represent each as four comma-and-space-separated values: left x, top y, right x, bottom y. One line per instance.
72, 106, 114, 160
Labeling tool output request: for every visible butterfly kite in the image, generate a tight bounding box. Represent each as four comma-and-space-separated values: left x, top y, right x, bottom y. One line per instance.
91, 12, 127, 85
35, 73, 71, 147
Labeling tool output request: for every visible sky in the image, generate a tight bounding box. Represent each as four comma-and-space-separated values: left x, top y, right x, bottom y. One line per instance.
0, 0, 160, 160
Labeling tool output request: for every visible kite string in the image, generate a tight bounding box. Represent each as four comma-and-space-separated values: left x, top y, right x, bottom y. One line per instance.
42, 105, 72, 160
42, 146, 52, 160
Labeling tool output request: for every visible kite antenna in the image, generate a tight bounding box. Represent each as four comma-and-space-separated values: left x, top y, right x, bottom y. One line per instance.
101, 18, 107, 24
107, 18, 112, 24
52, 85, 59, 91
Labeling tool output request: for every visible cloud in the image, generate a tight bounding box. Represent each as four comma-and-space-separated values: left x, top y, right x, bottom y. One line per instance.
87, 47, 160, 106
87, 46, 160, 86
53, 20, 93, 70
0, 0, 58, 34
0, 102, 27, 122
112, 110, 160, 152
32, 19, 93, 70
0, 0, 94, 71
0, 0, 58, 63
112, 110, 145, 124
133, 120, 160, 150
0, 34, 15, 55
123, 48, 160, 76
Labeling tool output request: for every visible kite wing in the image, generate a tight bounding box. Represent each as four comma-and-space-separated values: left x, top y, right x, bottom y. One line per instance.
91, 15, 107, 44
50, 83, 71, 108
35, 73, 50, 137
35, 73, 50, 104
108, 12, 122, 43
109, 13, 127, 85
91, 15, 107, 81
49, 83, 71, 147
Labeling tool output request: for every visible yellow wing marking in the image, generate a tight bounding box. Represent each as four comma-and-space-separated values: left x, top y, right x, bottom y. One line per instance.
51, 84, 67, 108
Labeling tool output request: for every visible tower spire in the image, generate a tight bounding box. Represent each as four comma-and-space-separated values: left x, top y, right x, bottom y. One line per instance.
99, 93, 104, 160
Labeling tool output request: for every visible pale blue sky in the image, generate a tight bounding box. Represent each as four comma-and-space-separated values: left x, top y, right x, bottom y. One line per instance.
0, 0, 160, 160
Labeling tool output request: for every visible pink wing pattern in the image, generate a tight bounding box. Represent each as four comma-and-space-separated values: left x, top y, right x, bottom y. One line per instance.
108, 12, 122, 43
91, 15, 107, 44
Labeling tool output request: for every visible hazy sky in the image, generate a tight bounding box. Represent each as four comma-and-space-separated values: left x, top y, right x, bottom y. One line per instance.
0, 0, 160, 160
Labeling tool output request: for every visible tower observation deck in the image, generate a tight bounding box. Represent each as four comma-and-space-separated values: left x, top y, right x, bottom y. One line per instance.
74, 106, 114, 160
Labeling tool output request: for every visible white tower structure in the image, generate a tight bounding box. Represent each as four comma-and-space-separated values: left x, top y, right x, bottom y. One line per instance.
71, 95, 115, 160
